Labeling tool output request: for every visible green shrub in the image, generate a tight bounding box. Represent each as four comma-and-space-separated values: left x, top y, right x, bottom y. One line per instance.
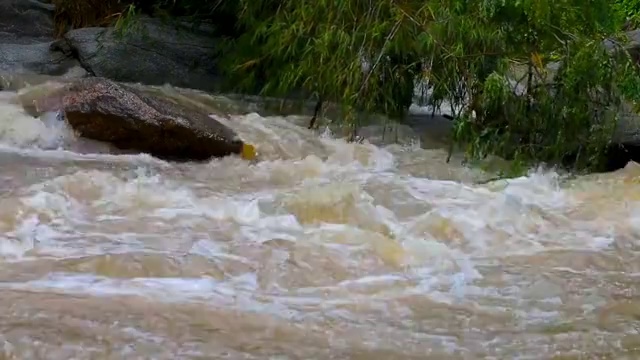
615, 0, 640, 28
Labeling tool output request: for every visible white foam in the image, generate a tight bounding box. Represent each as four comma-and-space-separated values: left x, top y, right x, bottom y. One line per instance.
0, 102, 72, 149
0, 214, 38, 258
0, 93, 172, 166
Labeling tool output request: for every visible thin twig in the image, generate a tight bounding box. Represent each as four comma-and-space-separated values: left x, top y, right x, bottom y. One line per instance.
356, 18, 403, 97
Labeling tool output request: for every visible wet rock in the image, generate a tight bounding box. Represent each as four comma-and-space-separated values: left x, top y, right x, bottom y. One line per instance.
0, 0, 55, 44
626, 29, 640, 64
36, 77, 255, 161
62, 17, 224, 92
0, 0, 83, 77
604, 29, 640, 64
0, 42, 79, 76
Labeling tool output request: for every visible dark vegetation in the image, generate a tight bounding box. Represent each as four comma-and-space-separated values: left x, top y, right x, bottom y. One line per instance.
52, 0, 640, 173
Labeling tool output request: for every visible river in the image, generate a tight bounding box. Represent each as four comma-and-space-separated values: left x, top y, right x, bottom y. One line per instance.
0, 81, 638, 359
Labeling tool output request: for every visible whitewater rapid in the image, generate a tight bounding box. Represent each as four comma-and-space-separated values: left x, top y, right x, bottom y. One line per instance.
0, 83, 637, 359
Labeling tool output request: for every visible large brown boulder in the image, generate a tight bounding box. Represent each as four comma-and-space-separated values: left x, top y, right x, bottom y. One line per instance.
34, 77, 256, 161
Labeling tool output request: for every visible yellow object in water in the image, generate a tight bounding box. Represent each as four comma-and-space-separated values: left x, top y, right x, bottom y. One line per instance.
241, 143, 257, 161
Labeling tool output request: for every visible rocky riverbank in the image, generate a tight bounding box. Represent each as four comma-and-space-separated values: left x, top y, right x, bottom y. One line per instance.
0, 0, 259, 161
4, 0, 640, 170
0, 0, 224, 91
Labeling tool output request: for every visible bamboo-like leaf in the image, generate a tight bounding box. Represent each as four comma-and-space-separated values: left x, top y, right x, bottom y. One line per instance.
92, 0, 640, 170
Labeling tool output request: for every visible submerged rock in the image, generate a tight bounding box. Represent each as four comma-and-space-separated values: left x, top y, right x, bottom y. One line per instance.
34, 77, 256, 161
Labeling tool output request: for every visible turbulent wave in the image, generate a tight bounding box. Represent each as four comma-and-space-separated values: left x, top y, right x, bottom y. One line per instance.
0, 82, 637, 358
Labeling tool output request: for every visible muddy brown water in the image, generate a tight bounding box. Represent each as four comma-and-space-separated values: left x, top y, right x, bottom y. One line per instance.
0, 81, 639, 359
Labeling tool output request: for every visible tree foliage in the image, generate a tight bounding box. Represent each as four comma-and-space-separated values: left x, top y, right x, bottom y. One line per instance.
222, 0, 640, 171
614, 0, 640, 28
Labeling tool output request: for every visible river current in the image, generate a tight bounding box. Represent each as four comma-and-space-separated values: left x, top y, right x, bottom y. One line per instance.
0, 81, 638, 359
